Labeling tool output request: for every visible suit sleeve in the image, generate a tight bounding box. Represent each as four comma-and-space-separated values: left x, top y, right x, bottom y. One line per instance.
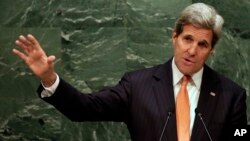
37, 73, 132, 122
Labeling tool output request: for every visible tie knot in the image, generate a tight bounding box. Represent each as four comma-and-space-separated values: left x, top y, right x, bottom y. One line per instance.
182, 75, 190, 86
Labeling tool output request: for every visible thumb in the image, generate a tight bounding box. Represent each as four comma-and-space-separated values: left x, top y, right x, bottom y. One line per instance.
47, 55, 56, 65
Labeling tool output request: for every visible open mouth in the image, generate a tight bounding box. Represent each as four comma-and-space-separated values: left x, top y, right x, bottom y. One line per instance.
185, 58, 191, 62
184, 58, 194, 64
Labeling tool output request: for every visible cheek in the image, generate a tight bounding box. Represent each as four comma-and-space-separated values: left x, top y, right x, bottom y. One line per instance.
174, 46, 182, 56
198, 52, 211, 62
173, 41, 185, 54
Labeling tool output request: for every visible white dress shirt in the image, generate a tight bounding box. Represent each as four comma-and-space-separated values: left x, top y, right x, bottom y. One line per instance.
172, 58, 203, 133
41, 74, 60, 98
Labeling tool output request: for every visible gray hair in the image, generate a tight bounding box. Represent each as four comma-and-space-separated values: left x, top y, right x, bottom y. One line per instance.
174, 3, 224, 47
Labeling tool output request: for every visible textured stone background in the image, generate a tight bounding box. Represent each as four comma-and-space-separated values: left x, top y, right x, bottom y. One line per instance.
0, 0, 249, 140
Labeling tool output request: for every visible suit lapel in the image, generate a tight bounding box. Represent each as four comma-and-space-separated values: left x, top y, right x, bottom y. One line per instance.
152, 59, 177, 141
191, 65, 220, 141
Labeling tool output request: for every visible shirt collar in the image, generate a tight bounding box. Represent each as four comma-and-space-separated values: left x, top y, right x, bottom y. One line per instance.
172, 57, 203, 90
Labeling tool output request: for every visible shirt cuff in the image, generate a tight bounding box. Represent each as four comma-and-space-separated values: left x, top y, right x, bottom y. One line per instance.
41, 74, 60, 98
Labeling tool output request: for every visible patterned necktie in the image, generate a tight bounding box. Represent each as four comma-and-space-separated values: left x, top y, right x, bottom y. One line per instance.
176, 75, 190, 141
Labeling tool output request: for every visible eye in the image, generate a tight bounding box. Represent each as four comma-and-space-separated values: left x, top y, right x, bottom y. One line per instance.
198, 41, 209, 48
183, 36, 193, 42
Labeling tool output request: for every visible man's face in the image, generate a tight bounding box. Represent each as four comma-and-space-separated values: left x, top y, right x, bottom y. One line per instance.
172, 24, 214, 75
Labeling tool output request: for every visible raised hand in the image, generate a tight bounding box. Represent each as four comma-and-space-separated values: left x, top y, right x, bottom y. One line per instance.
12, 34, 57, 87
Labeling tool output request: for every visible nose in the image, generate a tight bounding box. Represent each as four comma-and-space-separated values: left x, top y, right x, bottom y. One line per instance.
187, 44, 197, 56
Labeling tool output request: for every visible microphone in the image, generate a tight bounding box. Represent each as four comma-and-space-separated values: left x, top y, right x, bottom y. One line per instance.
159, 111, 173, 141
195, 108, 213, 141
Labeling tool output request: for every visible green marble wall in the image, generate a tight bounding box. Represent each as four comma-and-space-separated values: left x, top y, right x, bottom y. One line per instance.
0, 0, 249, 140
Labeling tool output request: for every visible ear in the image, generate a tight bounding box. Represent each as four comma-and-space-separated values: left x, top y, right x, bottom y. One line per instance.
172, 32, 177, 45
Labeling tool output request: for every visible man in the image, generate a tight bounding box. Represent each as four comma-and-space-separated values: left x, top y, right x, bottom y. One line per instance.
12, 3, 247, 141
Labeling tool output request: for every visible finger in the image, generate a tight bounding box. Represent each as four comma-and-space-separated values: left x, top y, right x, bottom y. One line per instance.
15, 40, 29, 54
12, 49, 27, 61
27, 34, 42, 50
18, 35, 34, 52
47, 55, 56, 65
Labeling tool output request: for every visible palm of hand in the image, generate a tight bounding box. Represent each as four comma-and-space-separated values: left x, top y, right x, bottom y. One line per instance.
26, 49, 50, 78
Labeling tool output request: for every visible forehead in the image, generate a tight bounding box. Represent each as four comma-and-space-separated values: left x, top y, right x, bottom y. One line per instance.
181, 24, 213, 43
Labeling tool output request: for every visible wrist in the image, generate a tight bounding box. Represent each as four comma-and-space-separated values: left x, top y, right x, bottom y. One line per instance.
41, 72, 57, 87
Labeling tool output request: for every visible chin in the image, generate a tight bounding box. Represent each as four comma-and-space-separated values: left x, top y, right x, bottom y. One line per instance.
179, 67, 197, 76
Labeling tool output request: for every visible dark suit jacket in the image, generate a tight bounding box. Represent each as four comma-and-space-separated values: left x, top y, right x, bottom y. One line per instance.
38, 59, 247, 141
